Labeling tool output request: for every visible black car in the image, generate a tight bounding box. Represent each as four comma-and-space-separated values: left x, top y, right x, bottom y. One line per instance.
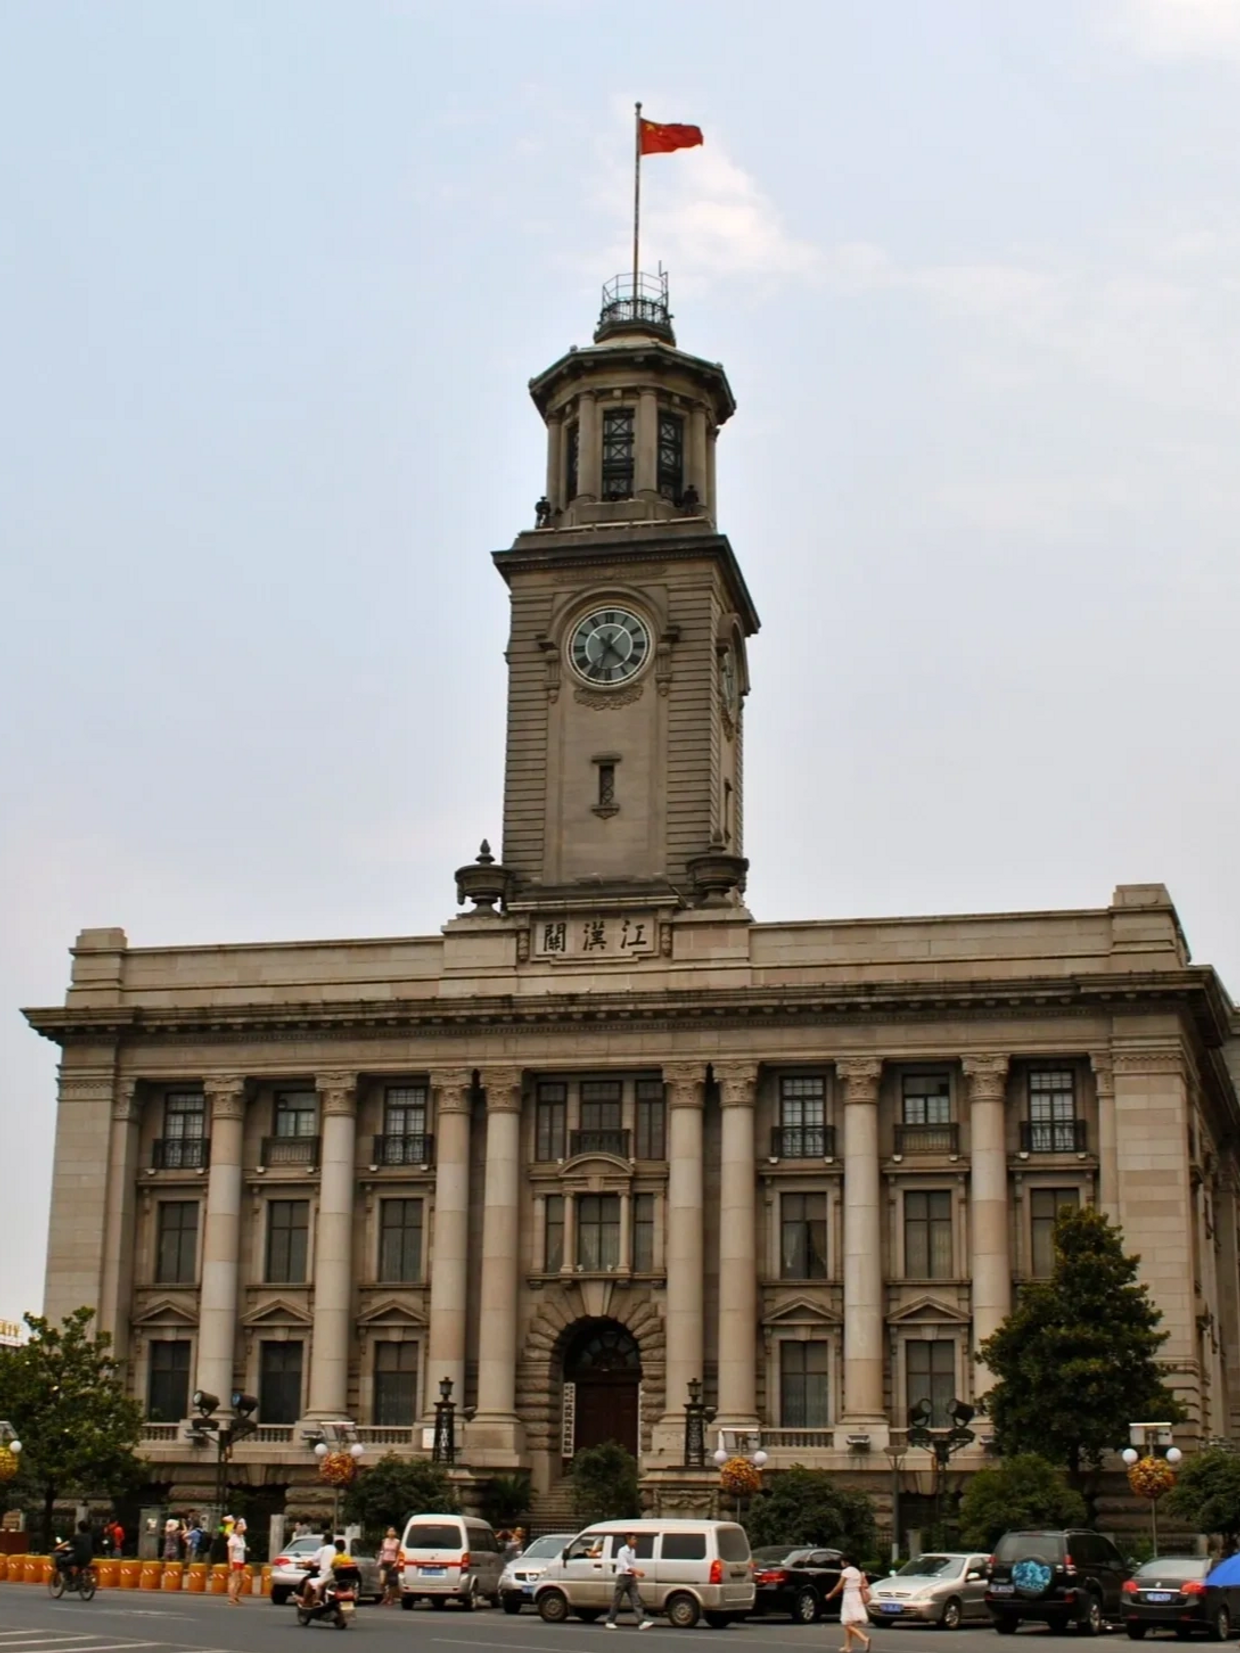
1122, 1557, 1239, 1640
986, 1528, 1133, 1635
751, 1546, 846, 1623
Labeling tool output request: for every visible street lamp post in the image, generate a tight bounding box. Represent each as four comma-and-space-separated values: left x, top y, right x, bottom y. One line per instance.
185, 1391, 258, 1532
883, 1434, 908, 1566
713, 1443, 768, 1522
432, 1378, 457, 1466
684, 1380, 716, 1469
908, 1400, 976, 1544
313, 1439, 366, 1532
0, 1420, 23, 1492
1121, 1423, 1182, 1554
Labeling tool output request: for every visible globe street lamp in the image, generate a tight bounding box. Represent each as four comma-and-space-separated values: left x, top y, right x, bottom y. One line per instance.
0, 1421, 22, 1487
1121, 1425, 1182, 1553
713, 1443, 768, 1521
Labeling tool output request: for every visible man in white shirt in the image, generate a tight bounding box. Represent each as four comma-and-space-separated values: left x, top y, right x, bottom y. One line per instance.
606, 1534, 653, 1629
302, 1538, 340, 1607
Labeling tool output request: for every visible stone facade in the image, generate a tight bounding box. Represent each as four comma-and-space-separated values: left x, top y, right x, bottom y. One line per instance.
24, 283, 1240, 1522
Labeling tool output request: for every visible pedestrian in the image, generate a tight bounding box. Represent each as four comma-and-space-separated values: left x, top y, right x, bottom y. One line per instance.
824, 1554, 872, 1653
185, 1517, 204, 1560
226, 1518, 247, 1605
379, 1527, 403, 1605
606, 1533, 653, 1630
108, 1518, 125, 1558
163, 1519, 181, 1563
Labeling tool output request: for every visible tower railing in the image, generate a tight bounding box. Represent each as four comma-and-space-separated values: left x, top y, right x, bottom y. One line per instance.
596, 271, 674, 342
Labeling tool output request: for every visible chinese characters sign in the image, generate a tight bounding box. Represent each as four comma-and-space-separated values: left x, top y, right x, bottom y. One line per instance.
532, 911, 658, 961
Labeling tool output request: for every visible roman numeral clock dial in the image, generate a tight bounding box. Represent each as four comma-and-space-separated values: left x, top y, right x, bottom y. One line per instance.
569, 607, 650, 685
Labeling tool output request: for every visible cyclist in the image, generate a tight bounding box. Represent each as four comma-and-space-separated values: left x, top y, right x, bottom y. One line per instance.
54, 1521, 95, 1588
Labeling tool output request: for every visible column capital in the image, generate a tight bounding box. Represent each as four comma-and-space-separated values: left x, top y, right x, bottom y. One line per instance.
482, 1067, 524, 1113
961, 1054, 1010, 1101
431, 1069, 475, 1113
713, 1061, 759, 1107
663, 1062, 706, 1107
317, 1071, 358, 1116
112, 1077, 142, 1124
204, 1075, 248, 1119
1090, 1052, 1115, 1097
836, 1057, 883, 1098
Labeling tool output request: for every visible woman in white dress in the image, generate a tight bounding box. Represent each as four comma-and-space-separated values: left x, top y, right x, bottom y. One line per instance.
824, 1554, 872, 1653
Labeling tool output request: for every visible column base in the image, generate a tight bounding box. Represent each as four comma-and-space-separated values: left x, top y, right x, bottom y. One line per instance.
462, 1412, 527, 1465
837, 1419, 891, 1452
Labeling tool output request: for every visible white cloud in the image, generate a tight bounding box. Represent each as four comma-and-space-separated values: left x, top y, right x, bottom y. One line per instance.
1112, 0, 1240, 58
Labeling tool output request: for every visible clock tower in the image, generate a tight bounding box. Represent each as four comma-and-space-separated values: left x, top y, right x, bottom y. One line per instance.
490, 272, 759, 938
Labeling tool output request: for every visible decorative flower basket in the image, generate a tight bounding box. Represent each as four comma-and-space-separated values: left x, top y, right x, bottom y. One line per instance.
318, 1450, 358, 1488
1128, 1455, 1175, 1500
0, 1447, 19, 1484
719, 1456, 762, 1496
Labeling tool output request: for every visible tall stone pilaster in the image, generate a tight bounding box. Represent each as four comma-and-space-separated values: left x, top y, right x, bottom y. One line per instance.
306, 1072, 358, 1420
425, 1069, 474, 1408
99, 1078, 142, 1362
661, 1062, 706, 1429
839, 1057, 885, 1423
474, 1066, 525, 1455
963, 1054, 1011, 1396
196, 1076, 248, 1410
1091, 1053, 1119, 1223
715, 1060, 759, 1427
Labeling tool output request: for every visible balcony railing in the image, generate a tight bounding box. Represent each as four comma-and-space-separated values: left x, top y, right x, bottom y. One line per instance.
152, 1137, 210, 1170
371, 1134, 435, 1168
252, 1425, 295, 1444
260, 1135, 320, 1169
356, 1426, 419, 1447
570, 1128, 631, 1158
894, 1122, 960, 1156
1020, 1118, 1088, 1154
141, 1422, 180, 1443
770, 1125, 836, 1160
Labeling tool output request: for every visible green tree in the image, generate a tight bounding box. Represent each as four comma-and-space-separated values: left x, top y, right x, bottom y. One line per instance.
340, 1454, 458, 1540
745, 1467, 877, 1561
958, 1454, 1087, 1548
0, 1308, 144, 1548
1166, 1449, 1240, 1553
980, 1206, 1183, 1493
570, 1442, 641, 1526
479, 1472, 531, 1530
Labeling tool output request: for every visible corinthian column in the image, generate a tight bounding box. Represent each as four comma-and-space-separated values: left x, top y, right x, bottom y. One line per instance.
963, 1054, 1011, 1395
662, 1063, 706, 1422
1091, 1054, 1119, 1223
306, 1072, 358, 1420
476, 1067, 523, 1431
838, 1058, 884, 1422
99, 1079, 142, 1359
196, 1076, 247, 1409
425, 1069, 474, 1407
715, 1061, 760, 1427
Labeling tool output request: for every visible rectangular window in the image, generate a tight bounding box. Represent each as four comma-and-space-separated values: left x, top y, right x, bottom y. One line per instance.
165, 1091, 205, 1140
904, 1190, 953, 1278
545, 1195, 565, 1273
267, 1200, 309, 1284
1028, 1070, 1078, 1151
373, 1342, 418, 1426
577, 1193, 621, 1271
1030, 1186, 1080, 1277
657, 411, 684, 500
275, 1090, 317, 1138
633, 1193, 655, 1273
565, 421, 579, 501
536, 1083, 567, 1161
147, 1340, 191, 1422
660, 1532, 706, 1561
259, 1340, 303, 1425
156, 1201, 199, 1284
635, 1079, 666, 1160
780, 1192, 828, 1279
597, 763, 616, 807
601, 408, 635, 499
906, 1340, 956, 1428
379, 1198, 423, 1283
384, 1084, 427, 1138
903, 1075, 951, 1126
780, 1340, 830, 1428
579, 1079, 622, 1134
779, 1076, 826, 1157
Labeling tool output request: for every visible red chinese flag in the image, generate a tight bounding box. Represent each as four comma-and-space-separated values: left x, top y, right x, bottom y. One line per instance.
639, 119, 704, 156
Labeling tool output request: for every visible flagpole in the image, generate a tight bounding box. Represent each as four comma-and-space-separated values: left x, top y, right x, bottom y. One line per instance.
632, 100, 642, 301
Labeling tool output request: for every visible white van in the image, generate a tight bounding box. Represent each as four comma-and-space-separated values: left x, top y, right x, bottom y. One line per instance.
534, 1519, 754, 1628
399, 1513, 504, 1610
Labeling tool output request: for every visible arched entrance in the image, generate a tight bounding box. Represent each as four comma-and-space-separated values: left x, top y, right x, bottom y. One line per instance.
563, 1319, 642, 1458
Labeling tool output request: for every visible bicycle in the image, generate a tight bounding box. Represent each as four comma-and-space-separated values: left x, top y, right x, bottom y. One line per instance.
48, 1562, 97, 1601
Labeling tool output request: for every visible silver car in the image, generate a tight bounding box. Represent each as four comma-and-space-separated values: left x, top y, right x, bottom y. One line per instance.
269, 1535, 383, 1606
868, 1553, 992, 1628
500, 1534, 578, 1613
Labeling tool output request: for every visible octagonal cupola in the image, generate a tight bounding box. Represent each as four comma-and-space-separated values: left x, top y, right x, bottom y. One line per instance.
529, 271, 736, 533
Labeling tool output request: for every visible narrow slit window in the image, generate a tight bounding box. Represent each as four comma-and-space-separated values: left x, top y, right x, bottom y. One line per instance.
565, 421, 579, 501
658, 412, 684, 499
598, 763, 615, 806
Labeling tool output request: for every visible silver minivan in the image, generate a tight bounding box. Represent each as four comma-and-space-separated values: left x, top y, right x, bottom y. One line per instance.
534, 1519, 754, 1629
399, 1513, 504, 1610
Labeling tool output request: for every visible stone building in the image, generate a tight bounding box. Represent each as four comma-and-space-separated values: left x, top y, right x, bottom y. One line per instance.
24, 274, 1240, 1526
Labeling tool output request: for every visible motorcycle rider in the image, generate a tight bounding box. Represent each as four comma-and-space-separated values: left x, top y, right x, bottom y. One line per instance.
301, 1536, 349, 1608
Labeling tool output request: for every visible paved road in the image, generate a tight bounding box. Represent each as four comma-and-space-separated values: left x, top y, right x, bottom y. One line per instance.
0, 1590, 1137, 1653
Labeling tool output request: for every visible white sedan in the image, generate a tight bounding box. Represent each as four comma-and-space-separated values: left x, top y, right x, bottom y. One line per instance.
500, 1535, 578, 1614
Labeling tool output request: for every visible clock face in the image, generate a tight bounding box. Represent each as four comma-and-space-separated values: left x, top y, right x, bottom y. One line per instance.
569, 606, 650, 686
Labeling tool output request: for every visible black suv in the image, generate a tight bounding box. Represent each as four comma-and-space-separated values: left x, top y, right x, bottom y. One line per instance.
986, 1529, 1133, 1635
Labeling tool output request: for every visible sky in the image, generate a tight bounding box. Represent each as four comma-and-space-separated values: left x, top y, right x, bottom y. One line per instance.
3, 0, 1240, 1325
